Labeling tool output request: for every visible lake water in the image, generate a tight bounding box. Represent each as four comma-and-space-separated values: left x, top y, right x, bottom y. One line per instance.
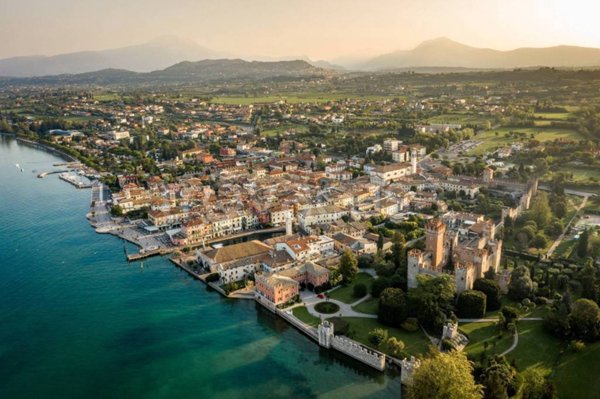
0, 136, 401, 399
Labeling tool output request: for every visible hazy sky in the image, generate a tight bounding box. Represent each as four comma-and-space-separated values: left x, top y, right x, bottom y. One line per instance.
1, 0, 599, 60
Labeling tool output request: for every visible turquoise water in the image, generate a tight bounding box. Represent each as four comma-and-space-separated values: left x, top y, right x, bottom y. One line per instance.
0, 136, 400, 399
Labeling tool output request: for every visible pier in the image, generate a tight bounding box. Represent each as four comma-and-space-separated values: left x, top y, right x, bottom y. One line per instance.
126, 247, 175, 261
58, 172, 92, 189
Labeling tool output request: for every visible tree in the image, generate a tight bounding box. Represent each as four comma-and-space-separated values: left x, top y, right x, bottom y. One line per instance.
577, 229, 590, 258
521, 369, 558, 399
508, 266, 534, 301
578, 261, 598, 302
368, 328, 388, 347
481, 355, 519, 399
370, 277, 390, 301
110, 204, 124, 217
456, 290, 487, 319
407, 350, 483, 399
353, 283, 367, 298
408, 274, 457, 331
569, 298, 600, 341
339, 250, 358, 284
391, 231, 405, 270
528, 193, 552, 230
378, 287, 407, 327
377, 232, 384, 252
473, 278, 501, 311
387, 337, 405, 357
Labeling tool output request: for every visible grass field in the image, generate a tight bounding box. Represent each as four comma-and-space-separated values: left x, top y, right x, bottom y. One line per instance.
533, 112, 573, 120
551, 166, 600, 183
352, 297, 379, 314
292, 306, 320, 327
461, 322, 514, 359
328, 273, 374, 304
467, 127, 583, 155
505, 322, 563, 375
341, 317, 432, 357
553, 341, 600, 399
210, 93, 388, 105
427, 113, 493, 126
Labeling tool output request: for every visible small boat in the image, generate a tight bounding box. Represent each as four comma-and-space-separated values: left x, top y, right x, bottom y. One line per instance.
15, 163, 20, 169
20, 168, 24, 172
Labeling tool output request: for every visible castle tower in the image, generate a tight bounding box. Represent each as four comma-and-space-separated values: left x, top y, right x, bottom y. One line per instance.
318, 320, 334, 348
483, 167, 494, 183
411, 148, 418, 174
425, 219, 446, 271
400, 356, 421, 386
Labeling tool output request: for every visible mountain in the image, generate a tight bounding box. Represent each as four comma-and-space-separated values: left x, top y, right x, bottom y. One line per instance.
362, 38, 600, 70
0, 36, 227, 77
2, 59, 328, 86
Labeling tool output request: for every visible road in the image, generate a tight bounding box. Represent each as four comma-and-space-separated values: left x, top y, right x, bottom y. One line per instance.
546, 194, 589, 258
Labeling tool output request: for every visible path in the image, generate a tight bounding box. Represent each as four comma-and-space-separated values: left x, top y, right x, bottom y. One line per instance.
300, 291, 377, 319
458, 317, 542, 323
501, 326, 519, 356
546, 194, 589, 258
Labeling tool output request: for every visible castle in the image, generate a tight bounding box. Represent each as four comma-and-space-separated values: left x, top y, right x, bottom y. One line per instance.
407, 212, 502, 293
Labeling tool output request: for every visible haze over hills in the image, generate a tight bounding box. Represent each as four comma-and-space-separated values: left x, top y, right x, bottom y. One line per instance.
0, 36, 228, 77
0, 59, 328, 86
2, 36, 600, 78
361, 37, 600, 70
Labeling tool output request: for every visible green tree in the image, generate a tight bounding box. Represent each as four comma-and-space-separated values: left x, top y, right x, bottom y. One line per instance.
528, 192, 552, 230
339, 250, 358, 284
368, 328, 388, 347
521, 369, 558, 399
456, 290, 487, 319
407, 350, 483, 399
473, 278, 501, 311
386, 337, 405, 357
353, 283, 367, 298
377, 232, 384, 252
569, 298, 600, 341
577, 229, 590, 258
378, 287, 407, 327
481, 355, 519, 399
508, 265, 534, 301
110, 204, 124, 217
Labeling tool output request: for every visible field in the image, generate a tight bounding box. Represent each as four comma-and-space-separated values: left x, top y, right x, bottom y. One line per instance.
551, 166, 600, 183
505, 322, 563, 375
210, 93, 388, 105
292, 306, 320, 327
328, 273, 375, 304
352, 297, 379, 314
460, 322, 514, 359
553, 341, 600, 399
426, 113, 493, 126
467, 127, 583, 155
340, 317, 432, 357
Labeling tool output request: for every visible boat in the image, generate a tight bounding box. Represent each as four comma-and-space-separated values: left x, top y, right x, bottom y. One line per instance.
15, 163, 20, 169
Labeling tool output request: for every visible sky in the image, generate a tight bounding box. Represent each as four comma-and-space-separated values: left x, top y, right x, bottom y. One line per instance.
1, 0, 599, 60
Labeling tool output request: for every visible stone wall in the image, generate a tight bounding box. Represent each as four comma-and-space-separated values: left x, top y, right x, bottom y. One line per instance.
330, 335, 386, 371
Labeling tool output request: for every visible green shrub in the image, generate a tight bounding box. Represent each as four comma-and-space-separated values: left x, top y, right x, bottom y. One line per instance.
368, 328, 388, 347
456, 290, 487, 318
401, 317, 419, 332
314, 301, 340, 314
353, 283, 367, 298
205, 273, 220, 283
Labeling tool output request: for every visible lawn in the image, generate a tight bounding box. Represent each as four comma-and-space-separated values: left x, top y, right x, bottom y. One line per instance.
427, 113, 493, 126
352, 297, 379, 315
467, 127, 583, 156
484, 298, 550, 319
461, 322, 513, 360
550, 166, 600, 183
292, 306, 320, 327
210, 93, 388, 105
553, 341, 600, 399
328, 273, 375, 304
340, 317, 432, 357
505, 321, 564, 375
533, 112, 573, 120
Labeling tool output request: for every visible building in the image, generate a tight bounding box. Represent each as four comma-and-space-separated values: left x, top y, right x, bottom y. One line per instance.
255, 273, 299, 306
407, 216, 502, 293
198, 240, 273, 283
368, 163, 413, 185
298, 205, 349, 233
106, 130, 130, 140
383, 139, 403, 152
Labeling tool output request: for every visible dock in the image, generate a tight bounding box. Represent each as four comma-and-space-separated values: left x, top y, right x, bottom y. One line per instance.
58, 172, 92, 189
126, 247, 175, 261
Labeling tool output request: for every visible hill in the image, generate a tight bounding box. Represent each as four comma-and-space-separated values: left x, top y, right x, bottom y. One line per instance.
362, 37, 600, 70
0, 36, 226, 77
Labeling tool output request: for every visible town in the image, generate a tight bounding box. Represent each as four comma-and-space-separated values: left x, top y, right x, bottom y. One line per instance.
2, 66, 600, 399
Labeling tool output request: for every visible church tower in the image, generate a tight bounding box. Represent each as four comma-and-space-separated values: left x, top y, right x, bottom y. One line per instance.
425, 218, 446, 271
